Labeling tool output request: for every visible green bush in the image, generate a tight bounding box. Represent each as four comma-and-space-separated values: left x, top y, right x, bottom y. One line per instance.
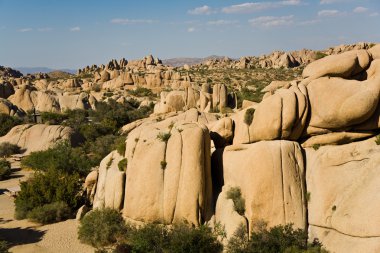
127, 87, 154, 97
40, 112, 68, 125
78, 208, 126, 249
0, 159, 11, 180
226, 187, 246, 216
21, 141, 91, 176
113, 136, 126, 156
375, 135, 380, 145
166, 223, 224, 253
0, 114, 23, 136
0, 240, 9, 253
227, 223, 328, 253
314, 51, 327, 60
244, 108, 255, 126
157, 132, 171, 143
0, 142, 22, 157
15, 169, 83, 220
118, 158, 127, 171
126, 223, 169, 253
27, 201, 71, 224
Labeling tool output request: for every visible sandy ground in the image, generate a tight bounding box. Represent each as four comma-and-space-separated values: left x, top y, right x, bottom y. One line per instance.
0, 158, 94, 253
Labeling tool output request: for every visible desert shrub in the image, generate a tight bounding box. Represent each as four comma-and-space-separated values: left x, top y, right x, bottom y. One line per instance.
40, 112, 68, 125
227, 223, 328, 253
166, 223, 224, 253
226, 224, 250, 253
160, 160, 167, 170
244, 108, 255, 126
21, 141, 91, 176
127, 87, 154, 97
0, 114, 23, 136
0, 142, 22, 157
0, 159, 11, 180
118, 158, 127, 171
0, 240, 9, 253
113, 136, 126, 156
314, 51, 327, 60
236, 87, 264, 108
375, 135, 380, 145
78, 208, 126, 249
92, 83, 102, 92
27, 201, 71, 224
226, 187, 245, 215
15, 169, 83, 220
157, 132, 171, 142
126, 223, 169, 253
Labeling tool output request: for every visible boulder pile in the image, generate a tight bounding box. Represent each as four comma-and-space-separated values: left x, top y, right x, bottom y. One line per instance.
85, 45, 380, 253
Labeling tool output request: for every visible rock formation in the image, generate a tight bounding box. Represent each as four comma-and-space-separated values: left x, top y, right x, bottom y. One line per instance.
0, 124, 78, 154
82, 44, 380, 252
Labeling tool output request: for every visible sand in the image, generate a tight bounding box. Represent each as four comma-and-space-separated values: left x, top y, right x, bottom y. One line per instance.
0, 158, 94, 253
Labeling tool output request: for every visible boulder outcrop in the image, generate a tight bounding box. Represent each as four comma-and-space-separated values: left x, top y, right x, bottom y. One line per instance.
0, 124, 78, 154
122, 120, 213, 226
306, 137, 380, 253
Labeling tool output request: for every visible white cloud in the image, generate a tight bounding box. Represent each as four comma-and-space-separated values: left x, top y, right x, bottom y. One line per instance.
222, 2, 276, 14
249, 15, 294, 27
298, 19, 321, 25
222, 1, 302, 14
18, 28, 33, 32
353, 6, 368, 13
318, 9, 342, 17
37, 27, 52, 32
370, 12, 379, 17
281, 0, 302, 5
187, 27, 195, 32
207, 20, 239, 25
188, 5, 214, 15
70, 26, 80, 32
110, 19, 156, 25
320, 0, 351, 4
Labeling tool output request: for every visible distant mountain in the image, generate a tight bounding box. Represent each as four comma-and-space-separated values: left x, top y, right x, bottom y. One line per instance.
15, 67, 76, 75
162, 55, 229, 67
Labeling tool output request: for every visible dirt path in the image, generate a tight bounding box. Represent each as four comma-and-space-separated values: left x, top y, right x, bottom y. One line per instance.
0, 159, 94, 253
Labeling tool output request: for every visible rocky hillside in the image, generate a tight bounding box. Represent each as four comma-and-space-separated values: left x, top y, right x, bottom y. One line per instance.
0, 42, 379, 253
82, 44, 380, 253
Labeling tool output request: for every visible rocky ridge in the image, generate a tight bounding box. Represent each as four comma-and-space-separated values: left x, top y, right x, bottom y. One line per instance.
81, 44, 380, 253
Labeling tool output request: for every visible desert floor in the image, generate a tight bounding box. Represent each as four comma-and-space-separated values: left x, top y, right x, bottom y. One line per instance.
0, 158, 94, 253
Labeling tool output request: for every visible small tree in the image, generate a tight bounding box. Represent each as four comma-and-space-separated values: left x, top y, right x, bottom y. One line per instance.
78, 208, 126, 249
226, 187, 246, 216
0, 159, 11, 180
0, 142, 22, 157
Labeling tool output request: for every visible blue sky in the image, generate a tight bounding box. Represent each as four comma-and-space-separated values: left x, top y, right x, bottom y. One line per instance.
0, 0, 379, 69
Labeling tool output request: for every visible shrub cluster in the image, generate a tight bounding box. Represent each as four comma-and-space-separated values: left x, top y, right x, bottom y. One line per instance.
0, 114, 23, 136
78, 208, 223, 253
14, 169, 83, 223
244, 108, 255, 126
0, 159, 11, 180
0, 142, 22, 157
21, 141, 91, 176
227, 223, 329, 253
0, 240, 9, 253
27, 201, 71, 224
226, 187, 246, 216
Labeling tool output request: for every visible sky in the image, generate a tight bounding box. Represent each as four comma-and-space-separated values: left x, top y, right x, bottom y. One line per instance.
0, 0, 379, 69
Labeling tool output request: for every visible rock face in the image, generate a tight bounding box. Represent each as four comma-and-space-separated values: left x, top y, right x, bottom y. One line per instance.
306, 137, 380, 253
93, 151, 125, 210
83, 44, 380, 253
213, 141, 306, 234
0, 124, 77, 154
123, 120, 213, 226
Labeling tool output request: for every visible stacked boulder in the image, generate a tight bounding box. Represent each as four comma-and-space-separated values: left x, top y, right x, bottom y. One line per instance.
85, 44, 380, 253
